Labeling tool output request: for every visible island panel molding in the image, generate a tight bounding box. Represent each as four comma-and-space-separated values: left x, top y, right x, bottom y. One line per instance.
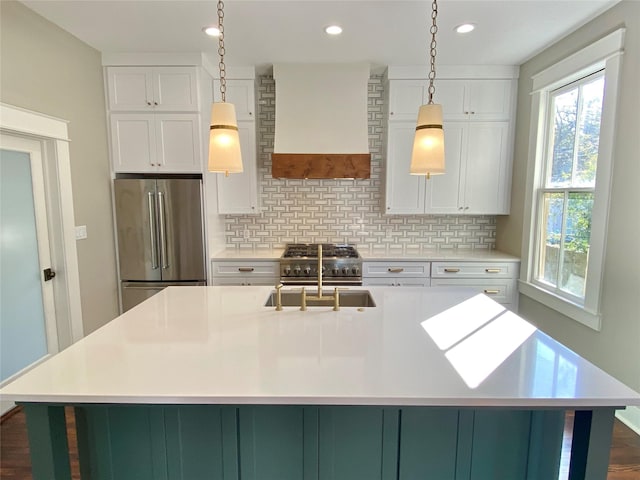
22, 403, 568, 480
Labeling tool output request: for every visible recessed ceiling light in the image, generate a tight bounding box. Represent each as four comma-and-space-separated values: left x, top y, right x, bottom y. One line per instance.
203, 26, 221, 37
455, 23, 476, 34
325, 25, 343, 36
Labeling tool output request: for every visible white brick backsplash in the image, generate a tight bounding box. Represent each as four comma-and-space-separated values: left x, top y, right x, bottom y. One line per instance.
224, 76, 497, 251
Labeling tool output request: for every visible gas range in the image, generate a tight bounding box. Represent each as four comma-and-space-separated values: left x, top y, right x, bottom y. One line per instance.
280, 243, 362, 285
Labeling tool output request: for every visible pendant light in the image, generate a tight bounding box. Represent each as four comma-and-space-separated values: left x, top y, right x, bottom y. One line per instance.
410, 0, 445, 179
208, 0, 243, 176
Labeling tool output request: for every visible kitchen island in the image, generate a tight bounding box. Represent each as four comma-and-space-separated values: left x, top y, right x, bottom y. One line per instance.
2, 286, 639, 480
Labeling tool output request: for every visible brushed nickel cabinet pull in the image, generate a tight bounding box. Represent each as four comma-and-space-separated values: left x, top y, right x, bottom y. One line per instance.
238, 267, 255, 272
484, 289, 500, 295
444, 268, 460, 273
388, 268, 404, 273
485, 269, 501, 273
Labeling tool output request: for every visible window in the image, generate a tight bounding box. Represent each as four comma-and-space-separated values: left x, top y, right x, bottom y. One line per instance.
535, 72, 603, 302
520, 29, 624, 330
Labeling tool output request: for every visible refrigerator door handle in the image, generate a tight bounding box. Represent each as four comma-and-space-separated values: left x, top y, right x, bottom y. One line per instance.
147, 192, 159, 270
157, 191, 169, 269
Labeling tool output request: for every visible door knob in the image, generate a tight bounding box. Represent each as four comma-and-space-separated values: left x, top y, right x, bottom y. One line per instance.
43, 268, 56, 281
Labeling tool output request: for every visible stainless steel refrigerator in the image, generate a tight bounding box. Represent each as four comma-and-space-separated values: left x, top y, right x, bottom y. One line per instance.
114, 177, 206, 312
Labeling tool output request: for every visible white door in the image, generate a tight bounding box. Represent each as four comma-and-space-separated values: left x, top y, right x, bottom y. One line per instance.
0, 134, 58, 412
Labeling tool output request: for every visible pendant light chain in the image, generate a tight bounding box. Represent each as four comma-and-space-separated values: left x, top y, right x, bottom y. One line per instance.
217, 0, 227, 102
427, 0, 438, 104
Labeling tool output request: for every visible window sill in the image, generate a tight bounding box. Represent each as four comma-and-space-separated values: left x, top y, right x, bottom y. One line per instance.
518, 280, 601, 331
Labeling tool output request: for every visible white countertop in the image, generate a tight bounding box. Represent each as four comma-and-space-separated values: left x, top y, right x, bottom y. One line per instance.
2, 286, 637, 407
211, 247, 520, 262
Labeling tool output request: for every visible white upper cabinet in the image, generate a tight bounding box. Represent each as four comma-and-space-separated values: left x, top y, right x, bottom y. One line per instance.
435, 79, 514, 121
385, 122, 425, 214
387, 81, 428, 121
110, 114, 201, 173
424, 122, 511, 214
107, 66, 199, 112
213, 79, 255, 121
388, 78, 514, 122
216, 120, 260, 213
385, 68, 517, 215
213, 77, 260, 214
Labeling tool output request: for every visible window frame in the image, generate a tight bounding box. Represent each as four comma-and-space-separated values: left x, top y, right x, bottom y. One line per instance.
519, 29, 625, 331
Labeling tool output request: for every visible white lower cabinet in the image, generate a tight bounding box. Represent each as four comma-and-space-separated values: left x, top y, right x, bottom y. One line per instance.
362, 261, 430, 287
430, 278, 513, 305
211, 260, 279, 286
430, 261, 519, 309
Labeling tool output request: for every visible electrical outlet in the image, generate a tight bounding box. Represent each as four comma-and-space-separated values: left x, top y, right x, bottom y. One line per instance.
385, 227, 392, 238
75, 225, 87, 240
243, 228, 250, 240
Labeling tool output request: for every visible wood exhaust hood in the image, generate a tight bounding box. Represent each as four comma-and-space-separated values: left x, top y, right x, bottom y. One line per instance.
271, 63, 371, 179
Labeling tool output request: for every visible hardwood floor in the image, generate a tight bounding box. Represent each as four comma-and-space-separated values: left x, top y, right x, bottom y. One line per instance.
1, 407, 638, 479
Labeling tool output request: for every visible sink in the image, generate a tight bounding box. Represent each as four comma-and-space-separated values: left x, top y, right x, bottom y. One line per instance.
264, 290, 376, 308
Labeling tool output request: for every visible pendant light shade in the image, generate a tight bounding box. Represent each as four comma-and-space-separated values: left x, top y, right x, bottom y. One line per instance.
208, 102, 243, 175
411, 0, 445, 179
207, 0, 243, 176
410, 103, 445, 178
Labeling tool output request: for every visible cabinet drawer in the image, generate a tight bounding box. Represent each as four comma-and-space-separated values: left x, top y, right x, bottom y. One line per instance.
212, 277, 278, 286
431, 262, 517, 278
431, 278, 513, 304
363, 278, 429, 287
212, 261, 279, 277
362, 262, 430, 278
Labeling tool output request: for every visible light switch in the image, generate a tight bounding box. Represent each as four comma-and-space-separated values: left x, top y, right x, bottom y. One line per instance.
75, 225, 87, 240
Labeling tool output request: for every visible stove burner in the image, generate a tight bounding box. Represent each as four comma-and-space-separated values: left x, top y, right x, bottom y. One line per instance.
280, 243, 362, 285
282, 243, 359, 259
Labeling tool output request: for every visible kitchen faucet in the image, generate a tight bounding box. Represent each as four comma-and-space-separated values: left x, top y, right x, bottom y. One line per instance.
300, 244, 340, 311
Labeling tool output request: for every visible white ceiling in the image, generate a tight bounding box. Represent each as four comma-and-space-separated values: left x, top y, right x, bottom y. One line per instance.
20, 0, 619, 73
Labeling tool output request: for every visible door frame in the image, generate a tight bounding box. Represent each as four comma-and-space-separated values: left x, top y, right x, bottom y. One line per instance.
0, 103, 84, 349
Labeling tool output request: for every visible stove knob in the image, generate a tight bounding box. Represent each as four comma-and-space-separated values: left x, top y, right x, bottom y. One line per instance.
293, 266, 301, 275
332, 267, 340, 276
303, 266, 311, 275
283, 266, 291, 276
342, 266, 350, 275
352, 266, 360, 275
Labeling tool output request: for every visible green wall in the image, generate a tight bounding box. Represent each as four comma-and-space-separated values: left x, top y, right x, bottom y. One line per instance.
0, 1, 119, 334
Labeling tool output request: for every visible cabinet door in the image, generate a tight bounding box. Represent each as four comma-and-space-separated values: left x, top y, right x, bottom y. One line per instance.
153, 67, 199, 112
216, 121, 259, 213
461, 122, 510, 214
319, 407, 385, 480
385, 122, 425, 214
388, 80, 428, 121
107, 67, 154, 111
110, 114, 157, 172
238, 406, 305, 480
467, 80, 513, 121
434, 79, 467, 120
424, 123, 465, 214
155, 115, 202, 173
434, 79, 513, 121
215, 79, 256, 121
